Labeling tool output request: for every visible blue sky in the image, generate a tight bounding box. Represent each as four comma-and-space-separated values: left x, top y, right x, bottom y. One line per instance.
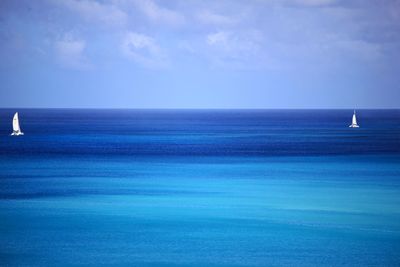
0, 0, 399, 108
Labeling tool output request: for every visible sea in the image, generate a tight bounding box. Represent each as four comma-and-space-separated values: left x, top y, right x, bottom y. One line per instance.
0, 109, 399, 267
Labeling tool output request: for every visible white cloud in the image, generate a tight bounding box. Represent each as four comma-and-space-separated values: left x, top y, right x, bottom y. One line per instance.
197, 10, 235, 25
177, 40, 197, 54
207, 31, 230, 46
289, 0, 337, 7
121, 31, 167, 68
132, 0, 185, 26
55, 35, 91, 70
207, 30, 261, 54
56, 0, 128, 27
326, 37, 383, 62
205, 30, 266, 69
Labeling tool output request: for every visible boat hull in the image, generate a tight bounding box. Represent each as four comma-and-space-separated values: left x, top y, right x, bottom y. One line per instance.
11, 131, 24, 136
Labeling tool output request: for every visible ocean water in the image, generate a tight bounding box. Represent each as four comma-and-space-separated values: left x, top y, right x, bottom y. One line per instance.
0, 109, 399, 267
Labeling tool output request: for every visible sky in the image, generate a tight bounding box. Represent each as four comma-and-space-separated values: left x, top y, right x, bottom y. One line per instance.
0, 0, 399, 109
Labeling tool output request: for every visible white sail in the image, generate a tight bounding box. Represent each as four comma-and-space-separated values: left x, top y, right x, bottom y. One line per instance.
11, 112, 24, 135
349, 110, 359, 128
13, 113, 20, 132
352, 113, 357, 125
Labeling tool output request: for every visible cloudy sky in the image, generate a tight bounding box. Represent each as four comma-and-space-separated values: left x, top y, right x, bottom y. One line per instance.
0, 0, 399, 108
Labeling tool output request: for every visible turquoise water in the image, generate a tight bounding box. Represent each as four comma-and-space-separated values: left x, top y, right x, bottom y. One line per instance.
0, 110, 400, 266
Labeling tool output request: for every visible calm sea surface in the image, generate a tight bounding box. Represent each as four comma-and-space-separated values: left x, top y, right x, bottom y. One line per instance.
0, 109, 399, 266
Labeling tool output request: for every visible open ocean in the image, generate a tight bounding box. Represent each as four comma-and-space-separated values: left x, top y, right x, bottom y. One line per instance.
0, 109, 399, 267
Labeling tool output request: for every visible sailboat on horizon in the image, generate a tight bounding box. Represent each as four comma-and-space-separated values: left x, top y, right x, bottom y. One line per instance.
11, 112, 24, 136
349, 110, 359, 128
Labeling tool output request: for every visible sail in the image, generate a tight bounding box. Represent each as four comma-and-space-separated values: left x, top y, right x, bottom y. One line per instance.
349, 110, 359, 128
352, 113, 357, 125
13, 112, 20, 132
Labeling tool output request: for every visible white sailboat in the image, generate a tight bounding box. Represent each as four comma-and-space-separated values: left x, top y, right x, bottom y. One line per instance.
11, 112, 24, 136
349, 110, 359, 128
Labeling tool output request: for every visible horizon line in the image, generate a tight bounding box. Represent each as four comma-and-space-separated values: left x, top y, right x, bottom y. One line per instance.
0, 107, 399, 110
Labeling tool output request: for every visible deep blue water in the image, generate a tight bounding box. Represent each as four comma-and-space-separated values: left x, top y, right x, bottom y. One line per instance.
0, 109, 400, 266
